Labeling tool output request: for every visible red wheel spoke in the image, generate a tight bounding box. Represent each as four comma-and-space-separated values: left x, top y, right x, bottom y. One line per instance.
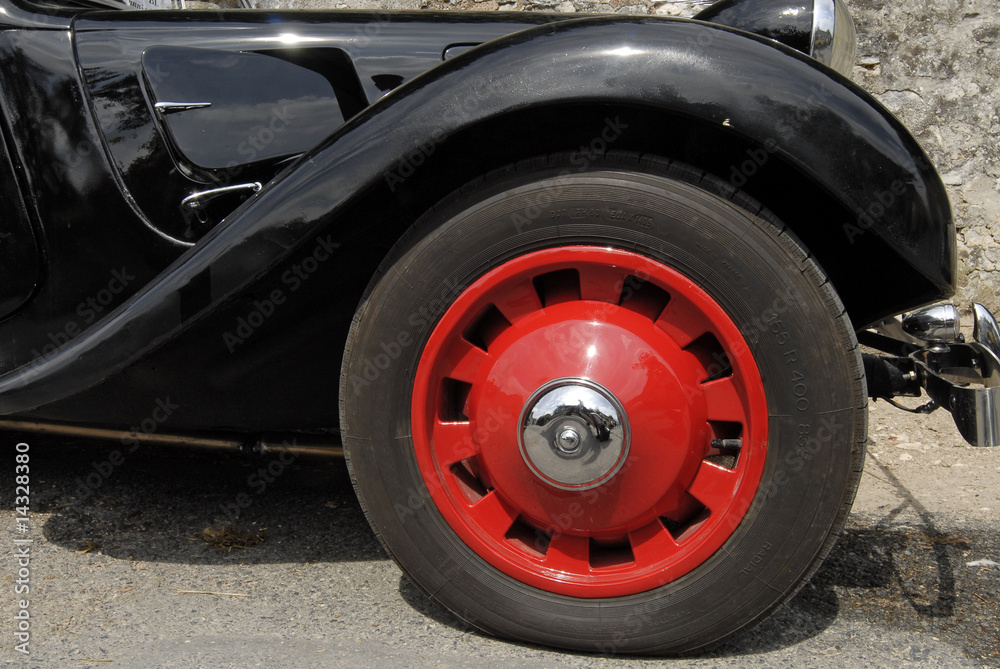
687, 461, 738, 512
432, 420, 479, 466
467, 491, 518, 534
655, 294, 713, 348
628, 521, 681, 566
441, 338, 489, 383
578, 264, 632, 304
491, 279, 543, 323
543, 533, 591, 572
701, 377, 746, 422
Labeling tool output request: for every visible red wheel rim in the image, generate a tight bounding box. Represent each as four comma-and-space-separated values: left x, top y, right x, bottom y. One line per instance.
411, 246, 767, 597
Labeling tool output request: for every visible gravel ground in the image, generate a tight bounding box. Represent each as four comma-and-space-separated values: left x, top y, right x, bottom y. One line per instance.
2, 400, 998, 668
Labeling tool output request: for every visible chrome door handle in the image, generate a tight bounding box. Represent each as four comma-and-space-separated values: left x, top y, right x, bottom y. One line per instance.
181, 182, 262, 210
154, 101, 212, 114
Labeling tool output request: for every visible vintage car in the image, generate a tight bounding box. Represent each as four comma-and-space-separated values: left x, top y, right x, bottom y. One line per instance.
1, 0, 997, 654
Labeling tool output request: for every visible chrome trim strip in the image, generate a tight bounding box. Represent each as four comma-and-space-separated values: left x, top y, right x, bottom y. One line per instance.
154, 101, 212, 114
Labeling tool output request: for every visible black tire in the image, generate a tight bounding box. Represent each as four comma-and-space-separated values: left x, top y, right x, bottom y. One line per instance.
340, 153, 866, 654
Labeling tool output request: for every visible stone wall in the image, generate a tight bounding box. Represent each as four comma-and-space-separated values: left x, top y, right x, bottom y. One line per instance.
850, 0, 1000, 316
244, 0, 1000, 315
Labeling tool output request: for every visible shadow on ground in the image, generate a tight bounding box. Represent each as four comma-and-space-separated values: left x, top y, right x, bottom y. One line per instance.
11, 437, 385, 565
4, 436, 995, 663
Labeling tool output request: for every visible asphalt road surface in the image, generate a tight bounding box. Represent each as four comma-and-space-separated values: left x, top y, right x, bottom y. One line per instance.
1, 402, 998, 668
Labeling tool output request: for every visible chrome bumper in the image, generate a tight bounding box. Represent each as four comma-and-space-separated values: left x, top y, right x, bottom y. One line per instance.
868, 302, 1000, 447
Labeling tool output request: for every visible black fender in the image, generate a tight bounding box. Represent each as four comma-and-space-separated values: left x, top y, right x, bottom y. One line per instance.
0, 15, 954, 416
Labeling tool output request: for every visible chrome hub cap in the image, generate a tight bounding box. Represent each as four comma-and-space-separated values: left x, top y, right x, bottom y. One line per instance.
518, 378, 630, 490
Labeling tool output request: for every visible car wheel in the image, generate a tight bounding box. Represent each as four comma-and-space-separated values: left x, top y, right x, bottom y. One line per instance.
340, 153, 866, 654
